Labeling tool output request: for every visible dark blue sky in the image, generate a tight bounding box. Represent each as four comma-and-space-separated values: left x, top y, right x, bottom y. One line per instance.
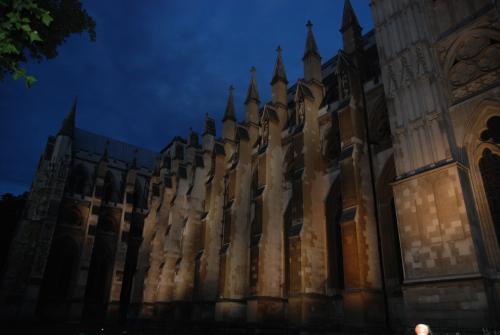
0, 0, 373, 195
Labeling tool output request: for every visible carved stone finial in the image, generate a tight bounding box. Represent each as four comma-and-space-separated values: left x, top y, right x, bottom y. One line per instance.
306, 20, 313, 30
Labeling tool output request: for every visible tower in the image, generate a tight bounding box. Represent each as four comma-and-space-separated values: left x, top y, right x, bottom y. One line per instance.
1, 100, 76, 320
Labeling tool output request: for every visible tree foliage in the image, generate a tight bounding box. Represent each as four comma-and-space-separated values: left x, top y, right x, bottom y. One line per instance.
0, 0, 96, 87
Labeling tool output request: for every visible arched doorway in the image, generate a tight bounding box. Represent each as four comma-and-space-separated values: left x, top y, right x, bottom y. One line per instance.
37, 237, 79, 320
376, 156, 404, 326
377, 156, 403, 286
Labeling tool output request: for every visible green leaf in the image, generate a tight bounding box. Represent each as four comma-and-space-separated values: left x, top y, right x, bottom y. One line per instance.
25, 75, 37, 87
0, 43, 19, 55
21, 24, 31, 33
29, 31, 42, 43
6, 12, 18, 21
41, 12, 53, 26
13, 68, 26, 80
1, 21, 13, 30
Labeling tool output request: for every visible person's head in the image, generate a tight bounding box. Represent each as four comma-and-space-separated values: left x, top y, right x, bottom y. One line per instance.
415, 324, 430, 335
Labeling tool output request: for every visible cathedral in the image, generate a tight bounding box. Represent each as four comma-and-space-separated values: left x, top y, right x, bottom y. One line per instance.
1, 0, 500, 333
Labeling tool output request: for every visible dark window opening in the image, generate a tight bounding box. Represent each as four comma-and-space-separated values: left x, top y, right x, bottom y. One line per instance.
291, 177, 303, 224
479, 149, 500, 245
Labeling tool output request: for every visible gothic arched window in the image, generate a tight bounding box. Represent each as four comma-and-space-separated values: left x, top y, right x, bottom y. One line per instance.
133, 179, 145, 209
262, 119, 269, 147
103, 171, 117, 203
325, 178, 344, 290
291, 176, 303, 225
338, 70, 350, 100
479, 148, 500, 245
479, 116, 500, 144
97, 215, 117, 233
59, 206, 82, 226
71, 164, 91, 196
251, 168, 259, 195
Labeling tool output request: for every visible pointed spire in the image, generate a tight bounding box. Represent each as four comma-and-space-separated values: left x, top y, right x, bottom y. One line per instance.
271, 46, 288, 85
340, 0, 361, 32
303, 20, 320, 59
270, 46, 289, 117
245, 66, 260, 105
58, 97, 77, 137
222, 85, 236, 122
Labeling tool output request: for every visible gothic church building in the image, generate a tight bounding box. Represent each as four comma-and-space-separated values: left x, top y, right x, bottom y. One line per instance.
1, 0, 500, 333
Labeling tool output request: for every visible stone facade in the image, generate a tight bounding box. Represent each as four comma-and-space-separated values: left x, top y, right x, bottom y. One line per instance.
1, 0, 499, 333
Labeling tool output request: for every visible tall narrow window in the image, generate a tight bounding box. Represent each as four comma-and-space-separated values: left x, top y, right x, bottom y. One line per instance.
228, 172, 236, 200
252, 169, 259, 193
133, 180, 143, 209
200, 219, 206, 250
249, 199, 262, 296
175, 144, 184, 160
291, 177, 303, 224
103, 171, 116, 203
325, 180, 344, 291
222, 210, 232, 245
71, 164, 91, 196
218, 253, 227, 297
479, 149, 500, 245
251, 200, 263, 237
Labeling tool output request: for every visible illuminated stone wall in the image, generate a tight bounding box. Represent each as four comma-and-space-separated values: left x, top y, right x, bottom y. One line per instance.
2, 0, 499, 333
372, 0, 500, 331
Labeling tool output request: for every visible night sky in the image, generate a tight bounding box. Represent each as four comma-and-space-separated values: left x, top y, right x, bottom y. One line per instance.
0, 0, 373, 195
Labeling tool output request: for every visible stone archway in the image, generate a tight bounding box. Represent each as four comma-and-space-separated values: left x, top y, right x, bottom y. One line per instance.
377, 155, 403, 287
464, 101, 500, 270
376, 155, 404, 328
